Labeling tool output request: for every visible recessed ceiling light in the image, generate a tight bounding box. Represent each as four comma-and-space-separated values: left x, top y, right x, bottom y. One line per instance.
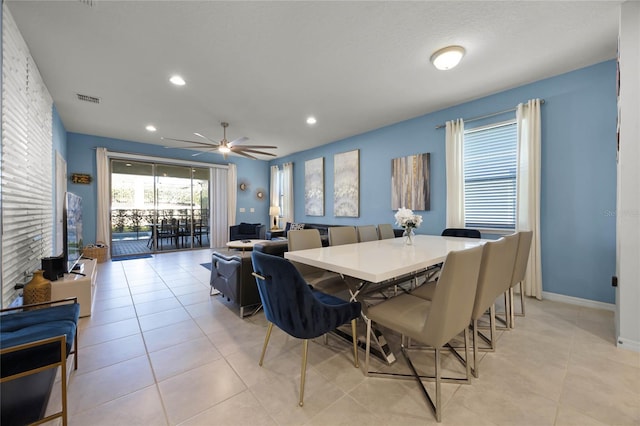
169, 75, 186, 86
306, 116, 317, 125
145, 125, 157, 132
430, 45, 465, 70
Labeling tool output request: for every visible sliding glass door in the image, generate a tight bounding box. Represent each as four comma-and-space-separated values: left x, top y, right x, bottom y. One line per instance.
110, 160, 210, 257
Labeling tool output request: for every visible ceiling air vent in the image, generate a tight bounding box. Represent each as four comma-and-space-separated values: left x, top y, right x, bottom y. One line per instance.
76, 93, 101, 104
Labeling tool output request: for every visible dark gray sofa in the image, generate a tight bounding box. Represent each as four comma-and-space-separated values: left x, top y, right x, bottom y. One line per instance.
209, 250, 261, 317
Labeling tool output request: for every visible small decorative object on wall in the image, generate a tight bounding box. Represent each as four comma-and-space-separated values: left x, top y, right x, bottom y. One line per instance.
304, 157, 324, 216
239, 182, 248, 191
334, 149, 359, 217
71, 173, 92, 184
256, 189, 265, 200
391, 153, 430, 211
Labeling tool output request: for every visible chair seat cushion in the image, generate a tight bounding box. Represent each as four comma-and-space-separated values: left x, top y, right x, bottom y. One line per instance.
411, 281, 437, 301
1, 303, 80, 378
367, 294, 432, 344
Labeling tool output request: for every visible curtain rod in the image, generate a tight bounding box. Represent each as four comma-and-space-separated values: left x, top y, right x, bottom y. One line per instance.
435, 99, 545, 129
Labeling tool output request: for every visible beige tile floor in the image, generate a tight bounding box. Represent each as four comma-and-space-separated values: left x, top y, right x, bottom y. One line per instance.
51, 249, 639, 425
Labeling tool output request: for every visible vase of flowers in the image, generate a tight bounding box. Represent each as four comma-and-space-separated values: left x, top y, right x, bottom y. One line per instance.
394, 207, 423, 245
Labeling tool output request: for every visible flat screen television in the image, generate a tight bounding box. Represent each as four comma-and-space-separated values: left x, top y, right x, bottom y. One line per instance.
63, 192, 84, 273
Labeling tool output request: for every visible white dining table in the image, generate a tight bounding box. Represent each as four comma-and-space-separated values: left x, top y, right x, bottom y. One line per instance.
285, 234, 488, 364
285, 234, 486, 283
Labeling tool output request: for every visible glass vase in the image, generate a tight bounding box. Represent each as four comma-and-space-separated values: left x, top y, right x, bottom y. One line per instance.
403, 228, 415, 245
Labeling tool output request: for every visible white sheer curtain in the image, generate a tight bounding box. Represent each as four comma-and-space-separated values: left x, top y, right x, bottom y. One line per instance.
516, 99, 543, 299
210, 165, 233, 247
270, 165, 279, 207
95, 148, 111, 259
227, 162, 237, 229
445, 119, 465, 228
270, 165, 280, 228
282, 162, 294, 224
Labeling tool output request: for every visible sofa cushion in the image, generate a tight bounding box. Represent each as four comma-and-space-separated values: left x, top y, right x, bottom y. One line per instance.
238, 222, 258, 234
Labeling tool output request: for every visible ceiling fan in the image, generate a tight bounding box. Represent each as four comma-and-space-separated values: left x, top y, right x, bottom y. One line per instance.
162, 122, 277, 160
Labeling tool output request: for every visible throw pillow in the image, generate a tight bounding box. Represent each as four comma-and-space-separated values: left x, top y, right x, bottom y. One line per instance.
290, 223, 305, 231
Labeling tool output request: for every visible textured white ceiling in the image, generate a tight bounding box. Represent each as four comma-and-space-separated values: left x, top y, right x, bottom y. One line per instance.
6, 1, 620, 158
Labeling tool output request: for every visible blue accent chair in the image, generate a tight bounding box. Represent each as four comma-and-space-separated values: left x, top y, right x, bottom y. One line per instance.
1, 298, 80, 425
250, 251, 361, 407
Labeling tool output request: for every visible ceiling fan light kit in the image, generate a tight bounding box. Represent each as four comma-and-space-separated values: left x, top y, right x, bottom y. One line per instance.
163, 121, 277, 159
430, 45, 465, 70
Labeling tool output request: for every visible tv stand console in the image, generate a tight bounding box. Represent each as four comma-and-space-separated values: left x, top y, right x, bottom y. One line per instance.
51, 258, 97, 317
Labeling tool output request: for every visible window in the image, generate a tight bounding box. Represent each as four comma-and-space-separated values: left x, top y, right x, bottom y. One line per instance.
463, 120, 517, 230
2, 9, 54, 307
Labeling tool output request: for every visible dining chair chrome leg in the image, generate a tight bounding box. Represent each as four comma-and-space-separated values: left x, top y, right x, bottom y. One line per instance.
519, 281, 526, 316
435, 347, 442, 422
509, 287, 515, 328
259, 322, 274, 366
351, 319, 359, 368
489, 304, 496, 351
299, 340, 309, 407
463, 327, 471, 382
472, 319, 479, 378
365, 317, 372, 376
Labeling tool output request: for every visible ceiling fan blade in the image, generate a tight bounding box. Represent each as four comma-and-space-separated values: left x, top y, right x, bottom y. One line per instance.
194, 132, 220, 145
236, 151, 258, 160
228, 136, 249, 147
234, 144, 277, 149
167, 144, 217, 150
237, 148, 277, 157
161, 137, 212, 146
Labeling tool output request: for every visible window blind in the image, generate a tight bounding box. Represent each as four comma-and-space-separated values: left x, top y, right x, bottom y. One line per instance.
463, 121, 517, 230
2, 6, 54, 308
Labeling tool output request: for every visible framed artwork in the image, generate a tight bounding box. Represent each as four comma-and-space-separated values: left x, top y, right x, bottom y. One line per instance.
334, 149, 359, 217
304, 157, 324, 216
391, 153, 430, 211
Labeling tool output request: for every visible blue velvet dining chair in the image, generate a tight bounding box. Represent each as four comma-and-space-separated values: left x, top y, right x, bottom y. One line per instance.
250, 251, 361, 407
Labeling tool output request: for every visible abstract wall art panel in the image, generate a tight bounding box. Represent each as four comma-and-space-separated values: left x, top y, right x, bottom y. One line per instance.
391, 153, 430, 211
304, 157, 324, 216
334, 149, 359, 217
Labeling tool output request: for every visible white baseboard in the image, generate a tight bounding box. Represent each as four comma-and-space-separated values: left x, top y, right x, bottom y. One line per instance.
616, 337, 640, 352
541, 291, 615, 312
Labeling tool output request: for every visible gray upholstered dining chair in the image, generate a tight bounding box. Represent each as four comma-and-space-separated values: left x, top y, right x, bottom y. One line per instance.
507, 230, 533, 328
356, 225, 378, 242
411, 235, 518, 377
364, 245, 484, 422
287, 229, 346, 294
377, 223, 395, 240
328, 226, 357, 246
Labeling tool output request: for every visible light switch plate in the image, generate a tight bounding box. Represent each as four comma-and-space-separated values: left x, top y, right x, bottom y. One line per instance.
250, 208, 255, 212
239, 207, 246, 212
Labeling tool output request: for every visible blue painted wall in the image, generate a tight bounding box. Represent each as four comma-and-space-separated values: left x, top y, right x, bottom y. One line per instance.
270, 61, 617, 303
65, 133, 270, 247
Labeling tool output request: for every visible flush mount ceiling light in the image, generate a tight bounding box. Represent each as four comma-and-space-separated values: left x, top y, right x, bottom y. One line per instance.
430, 45, 466, 70
169, 75, 186, 86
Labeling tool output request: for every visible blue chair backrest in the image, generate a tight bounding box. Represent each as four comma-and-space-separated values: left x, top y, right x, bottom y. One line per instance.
251, 251, 360, 339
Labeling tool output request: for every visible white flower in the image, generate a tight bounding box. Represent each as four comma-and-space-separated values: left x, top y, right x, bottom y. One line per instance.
394, 207, 423, 229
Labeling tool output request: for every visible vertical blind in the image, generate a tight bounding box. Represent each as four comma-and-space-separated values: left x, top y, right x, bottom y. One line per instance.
463, 120, 517, 230
2, 6, 54, 308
